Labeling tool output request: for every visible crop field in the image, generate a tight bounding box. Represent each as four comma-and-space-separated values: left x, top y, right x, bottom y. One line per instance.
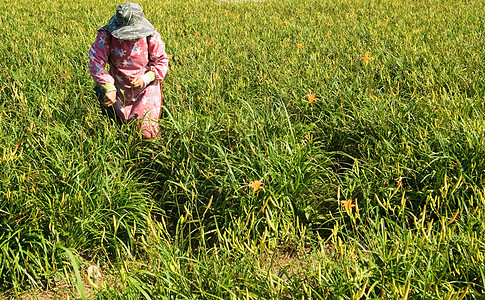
1, 0, 485, 298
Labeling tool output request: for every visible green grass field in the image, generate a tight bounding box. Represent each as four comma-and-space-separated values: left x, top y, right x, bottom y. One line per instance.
1, 0, 484, 298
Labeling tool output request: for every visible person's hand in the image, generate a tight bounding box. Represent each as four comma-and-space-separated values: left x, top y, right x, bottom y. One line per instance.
104, 90, 117, 107
130, 76, 145, 89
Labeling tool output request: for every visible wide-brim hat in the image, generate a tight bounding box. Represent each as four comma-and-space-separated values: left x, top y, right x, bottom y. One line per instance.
99, 2, 155, 40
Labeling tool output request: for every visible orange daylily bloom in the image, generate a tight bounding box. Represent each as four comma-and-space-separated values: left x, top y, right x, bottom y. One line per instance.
283, 20, 288, 25
326, 22, 331, 27
360, 56, 374, 64
194, 32, 199, 37
167, 54, 173, 60
325, 33, 330, 38
225, 10, 230, 14
296, 43, 303, 49
248, 180, 264, 194
207, 41, 212, 46
305, 93, 317, 103
341, 199, 357, 212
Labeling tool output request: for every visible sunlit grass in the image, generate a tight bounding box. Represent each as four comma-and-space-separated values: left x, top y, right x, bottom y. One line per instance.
1, 0, 484, 298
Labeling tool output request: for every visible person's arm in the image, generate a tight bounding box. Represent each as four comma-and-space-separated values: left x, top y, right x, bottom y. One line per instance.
146, 32, 169, 82
130, 32, 168, 89
89, 31, 117, 106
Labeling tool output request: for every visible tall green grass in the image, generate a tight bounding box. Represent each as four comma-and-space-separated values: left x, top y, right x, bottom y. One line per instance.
1, 0, 484, 298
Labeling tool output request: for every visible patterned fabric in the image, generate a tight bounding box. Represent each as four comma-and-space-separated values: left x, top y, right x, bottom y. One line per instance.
89, 30, 169, 138
99, 2, 156, 41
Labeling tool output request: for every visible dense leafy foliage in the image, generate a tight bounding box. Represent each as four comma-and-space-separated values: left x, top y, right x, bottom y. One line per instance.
0, 0, 484, 298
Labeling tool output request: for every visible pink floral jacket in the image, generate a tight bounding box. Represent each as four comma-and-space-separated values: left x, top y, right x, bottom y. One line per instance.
88, 30, 169, 124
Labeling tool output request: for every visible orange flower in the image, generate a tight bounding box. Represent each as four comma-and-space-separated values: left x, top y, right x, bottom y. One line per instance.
341, 199, 357, 212
283, 20, 288, 25
167, 54, 173, 60
358, 8, 363, 12
305, 93, 318, 103
225, 10, 230, 14
325, 33, 330, 38
296, 43, 303, 49
201, 19, 206, 23
360, 56, 374, 64
207, 41, 212, 46
326, 22, 331, 27
194, 32, 199, 37
248, 180, 264, 194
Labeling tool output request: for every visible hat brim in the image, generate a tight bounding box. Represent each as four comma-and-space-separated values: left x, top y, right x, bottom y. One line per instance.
104, 14, 156, 40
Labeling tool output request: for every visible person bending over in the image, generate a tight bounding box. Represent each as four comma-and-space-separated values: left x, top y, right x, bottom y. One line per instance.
89, 2, 169, 139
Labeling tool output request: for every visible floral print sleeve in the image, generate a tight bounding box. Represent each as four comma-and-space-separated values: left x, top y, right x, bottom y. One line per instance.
147, 32, 169, 81
89, 31, 115, 87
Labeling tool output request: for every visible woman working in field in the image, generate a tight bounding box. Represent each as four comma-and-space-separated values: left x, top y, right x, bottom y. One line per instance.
89, 2, 169, 139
